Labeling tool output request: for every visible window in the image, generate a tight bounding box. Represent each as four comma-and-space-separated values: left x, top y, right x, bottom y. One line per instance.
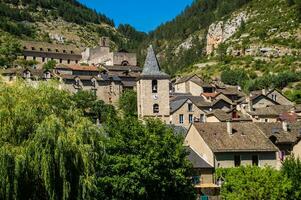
63, 50, 66, 53
75, 60, 78, 64
200, 114, 205, 123
42, 57, 45, 62
67, 60, 70, 64
153, 104, 159, 114
234, 155, 241, 167
40, 48, 43, 51
152, 80, 158, 93
31, 47, 35, 50
179, 114, 184, 124
24, 56, 27, 60
91, 88, 97, 96
59, 59, 62, 63
189, 114, 193, 123
252, 155, 259, 166
33, 57, 36, 61
48, 48, 51, 52
188, 103, 193, 112
71, 51, 74, 54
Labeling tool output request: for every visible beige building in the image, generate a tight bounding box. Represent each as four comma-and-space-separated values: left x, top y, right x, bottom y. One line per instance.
174, 74, 214, 96
81, 37, 137, 66
255, 122, 301, 160
21, 41, 82, 66
170, 97, 208, 128
137, 45, 170, 123
185, 122, 279, 169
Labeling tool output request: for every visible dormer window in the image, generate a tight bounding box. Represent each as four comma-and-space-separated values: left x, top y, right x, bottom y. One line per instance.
31, 47, 35, 51
44, 71, 51, 79
40, 48, 43, 51
55, 49, 59, 52
188, 103, 193, 112
75, 78, 80, 86
23, 71, 31, 79
91, 78, 96, 87
152, 80, 158, 93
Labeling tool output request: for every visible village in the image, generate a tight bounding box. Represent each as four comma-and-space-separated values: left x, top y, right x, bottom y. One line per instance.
1, 37, 301, 199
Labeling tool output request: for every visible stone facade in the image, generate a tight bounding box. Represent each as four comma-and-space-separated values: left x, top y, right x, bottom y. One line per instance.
21, 41, 82, 66
137, 46, 170, 123
81, 37, 137, 66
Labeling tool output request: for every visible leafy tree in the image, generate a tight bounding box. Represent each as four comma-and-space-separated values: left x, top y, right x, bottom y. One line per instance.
43, 60, 57, 70
98, 118, 196, 200
118, 90, 137, 117
0, 34, 21, 67
0, 81, 105, 200
217, 166, 292, 200
282, 156, 301, 200
221, 68, 249, 86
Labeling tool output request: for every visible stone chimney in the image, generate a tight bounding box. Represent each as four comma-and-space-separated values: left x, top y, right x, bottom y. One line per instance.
262, 88, 267, 95
247, 96, 253, 112
227, 121, 233, 135
282, 121, 288, 132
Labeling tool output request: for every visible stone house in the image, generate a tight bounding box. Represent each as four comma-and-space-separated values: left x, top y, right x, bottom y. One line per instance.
81, 37, 137, 66
137, 45, 170, 123
1, 68, 53, 83
255, 122, 301, 160
174, 74, 215, 96
21, 41, 82, 66
58, 74, 122, 105
206, 109, 252, 123
246, 105, 297, 122
185, 122, 279, 169
170, 97, 208, 128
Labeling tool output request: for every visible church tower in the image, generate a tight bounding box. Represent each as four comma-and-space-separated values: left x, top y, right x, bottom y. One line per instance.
137, 45, 170, 123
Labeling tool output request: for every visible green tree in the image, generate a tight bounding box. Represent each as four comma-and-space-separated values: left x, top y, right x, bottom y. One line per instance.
98, 118, 196, 200
0, 34, 21, 67
118, 90, 137, 117
0, 81, 105, 200
221, 68, 249, 86
282, 156, 301, 199
216, 166, 292, 200
43, 60, 57, 70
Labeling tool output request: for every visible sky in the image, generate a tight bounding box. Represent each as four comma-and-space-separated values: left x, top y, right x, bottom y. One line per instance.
78, 0, 194, 33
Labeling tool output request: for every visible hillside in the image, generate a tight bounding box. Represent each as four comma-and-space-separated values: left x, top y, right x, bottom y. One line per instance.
142, 0, 301, 99
0, 0, 146, 54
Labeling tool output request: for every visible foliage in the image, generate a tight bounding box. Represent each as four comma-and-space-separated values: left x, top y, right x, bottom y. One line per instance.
71, 90, 116, 123
221, 68, 249, 86
42, 60, 57, 70
284, 89, 301, 103
98, 118, 196, 200
0, 34, 21, 67
282, 156, 301, 200
216, 166, 292, 200
0, 81, 105, 200
118, 90, 137, 117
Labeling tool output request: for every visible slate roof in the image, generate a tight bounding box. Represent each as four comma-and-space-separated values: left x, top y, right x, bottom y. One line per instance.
207, 109, 252, 122
193, 122, 278, 153
186, 146, 213, 169
1, 68, 53, 79
248, 105, 295, 117
104, 65, 142, 72
56, 65, 99, 72
171, 95, 211, 108
255, 122, 301, 144
140, 45, 169, 79
170, 99, 188, 114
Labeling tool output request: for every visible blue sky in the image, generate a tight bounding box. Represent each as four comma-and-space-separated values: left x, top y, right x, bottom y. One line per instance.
78, 0, 194, 33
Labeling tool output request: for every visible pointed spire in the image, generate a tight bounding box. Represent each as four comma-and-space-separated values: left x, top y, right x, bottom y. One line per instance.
141, 45, 169, 78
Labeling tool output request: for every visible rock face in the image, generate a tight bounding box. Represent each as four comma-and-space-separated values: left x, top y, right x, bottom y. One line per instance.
206, 12, 248, 55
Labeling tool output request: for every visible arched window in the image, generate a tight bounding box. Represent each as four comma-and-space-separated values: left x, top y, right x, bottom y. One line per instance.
121, 60, 129, 66
152, 80, 158, 93
153, 104, 159, 114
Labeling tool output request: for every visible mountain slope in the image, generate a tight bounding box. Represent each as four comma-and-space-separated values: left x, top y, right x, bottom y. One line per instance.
0, 0, 146, 53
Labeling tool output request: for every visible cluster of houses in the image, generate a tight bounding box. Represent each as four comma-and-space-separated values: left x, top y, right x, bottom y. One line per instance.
1, 41, 301, 199
137, 46, 301, 199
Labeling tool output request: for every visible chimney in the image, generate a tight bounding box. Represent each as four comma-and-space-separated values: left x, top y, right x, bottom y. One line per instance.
282, 121, 288, 132
247, 96, 253, 112
227, 121, 233, 135
262, 88, 267, 95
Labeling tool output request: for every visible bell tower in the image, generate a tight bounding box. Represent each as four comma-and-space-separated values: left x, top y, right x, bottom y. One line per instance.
137, 45, 170, 123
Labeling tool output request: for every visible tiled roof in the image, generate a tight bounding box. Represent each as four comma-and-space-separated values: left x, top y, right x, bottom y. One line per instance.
1, 68, 53, 79
186, 146, 213, 169
193, 122, 278, 153
140, 45, 169, 78
248, 105, 295, 116
255, 122, 301, 144
56, 65, 99, 72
